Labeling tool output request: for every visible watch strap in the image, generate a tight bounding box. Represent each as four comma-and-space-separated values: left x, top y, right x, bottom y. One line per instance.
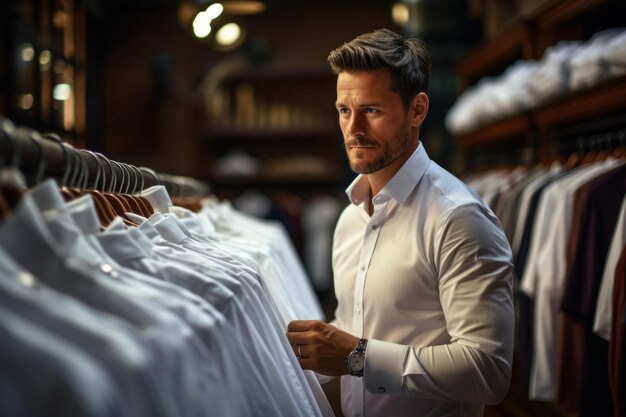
346, 338, 368, 377
354, 338, 367, 354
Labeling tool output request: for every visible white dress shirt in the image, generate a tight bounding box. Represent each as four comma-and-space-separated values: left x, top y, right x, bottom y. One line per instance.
331, 144, 514, 417
510, 163, 564, 257
594, 193, 626, 340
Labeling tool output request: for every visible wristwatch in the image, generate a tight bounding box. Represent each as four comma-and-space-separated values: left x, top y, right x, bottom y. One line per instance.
346, 338, 368, 377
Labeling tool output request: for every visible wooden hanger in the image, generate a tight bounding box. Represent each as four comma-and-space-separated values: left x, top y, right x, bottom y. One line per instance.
561, 136, 586, 169
136, 196, 154, 217
126, 164, 153, 217
77, 150, 134, 227
608, 129, 626, 159
135, 166, 159, 217
114, 162, 148, 215
0, 193, 12, 221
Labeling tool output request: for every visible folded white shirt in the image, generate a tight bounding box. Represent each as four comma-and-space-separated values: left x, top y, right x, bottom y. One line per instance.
600, 28, 626, 67
569, 28, 626, 91
527, 41, 583, 106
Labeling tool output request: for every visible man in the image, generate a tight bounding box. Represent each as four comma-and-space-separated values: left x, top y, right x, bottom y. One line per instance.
286, 29, 514, 417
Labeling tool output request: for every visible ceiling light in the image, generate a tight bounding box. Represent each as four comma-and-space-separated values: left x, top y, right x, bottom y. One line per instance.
205, 3, 224, 19
216, 22, 242, 46
392, 3, 410, 26
193, 11, 213, 38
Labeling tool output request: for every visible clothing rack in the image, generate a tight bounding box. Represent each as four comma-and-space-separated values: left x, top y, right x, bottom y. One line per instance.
464, 113, 626, 173
464, 145, 537, 173
550, 113, 626, 156
0, 117, 210, 198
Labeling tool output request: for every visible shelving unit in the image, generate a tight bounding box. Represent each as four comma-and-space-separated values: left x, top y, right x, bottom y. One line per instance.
1, 0, 87, 147
200, 63, 345, 197
457, 75, 626, 147
454, 0, 625, 168
533, 75, 626, 128
204, 126, 339, 144
456, 23, 535, 89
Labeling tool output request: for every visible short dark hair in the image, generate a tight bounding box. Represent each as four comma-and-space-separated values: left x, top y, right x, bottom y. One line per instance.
327, 29, 431, 108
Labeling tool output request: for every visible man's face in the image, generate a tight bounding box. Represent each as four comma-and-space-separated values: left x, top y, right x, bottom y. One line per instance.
335, 69, 415, 175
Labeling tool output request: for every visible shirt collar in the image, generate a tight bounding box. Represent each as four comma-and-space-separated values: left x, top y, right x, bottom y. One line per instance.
29, 178, 66, 215
151, 215, 189, 245
345, 143, 431, 206
97, 230, 152, 262
66, 195, 101, 235
140, 185, 172, 213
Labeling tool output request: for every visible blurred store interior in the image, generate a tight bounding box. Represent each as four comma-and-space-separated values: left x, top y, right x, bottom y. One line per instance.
1, 0, 626, 416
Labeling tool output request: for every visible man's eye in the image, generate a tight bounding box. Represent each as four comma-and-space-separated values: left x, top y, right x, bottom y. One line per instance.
338, 108, 350, 114
364, 108, 378, 114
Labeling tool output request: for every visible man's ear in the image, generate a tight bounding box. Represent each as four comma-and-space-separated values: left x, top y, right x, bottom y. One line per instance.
408, 92, 429, 128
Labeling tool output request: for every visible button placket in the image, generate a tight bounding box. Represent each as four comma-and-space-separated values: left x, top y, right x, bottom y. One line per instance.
353, 202, 387, 335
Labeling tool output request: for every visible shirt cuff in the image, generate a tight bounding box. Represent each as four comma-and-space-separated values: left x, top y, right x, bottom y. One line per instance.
314, 372, 337, 385
364, 339, 408, 395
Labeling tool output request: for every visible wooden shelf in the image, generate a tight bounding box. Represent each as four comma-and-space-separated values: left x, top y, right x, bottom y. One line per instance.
457, 76, 626, 147
534, 76, 626, 129
456, 0, 613, 87
457, 23, 534, 87
536, 0, 607, 30
457, 114, 532, 147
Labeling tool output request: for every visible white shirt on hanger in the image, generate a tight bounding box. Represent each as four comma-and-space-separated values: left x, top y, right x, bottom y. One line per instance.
594, 193, 626, 340
510, 163, 564, 258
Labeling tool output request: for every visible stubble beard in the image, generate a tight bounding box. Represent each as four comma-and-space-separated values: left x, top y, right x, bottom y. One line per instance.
346, 122, 412, 175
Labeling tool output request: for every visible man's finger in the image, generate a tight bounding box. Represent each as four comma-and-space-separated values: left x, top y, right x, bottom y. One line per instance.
297, 357, 316, 370
290, 343, 310, 359
287, 320, 320, 332
286, 331, 312, 345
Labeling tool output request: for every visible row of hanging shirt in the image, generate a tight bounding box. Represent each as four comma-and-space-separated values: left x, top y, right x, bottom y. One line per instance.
463, 146, 625, 417
0, 176, 336, 417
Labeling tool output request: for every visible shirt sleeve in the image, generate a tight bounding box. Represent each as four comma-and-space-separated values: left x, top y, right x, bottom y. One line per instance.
363, 203, 515, 404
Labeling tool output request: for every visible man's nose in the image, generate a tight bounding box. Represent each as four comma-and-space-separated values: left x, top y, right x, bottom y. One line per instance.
346, 113, 365, 138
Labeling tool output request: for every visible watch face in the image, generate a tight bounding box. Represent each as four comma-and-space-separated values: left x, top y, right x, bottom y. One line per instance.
348, 353, 364, 372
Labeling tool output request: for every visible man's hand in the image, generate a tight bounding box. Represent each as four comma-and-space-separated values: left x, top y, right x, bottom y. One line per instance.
286, 320, 360, 376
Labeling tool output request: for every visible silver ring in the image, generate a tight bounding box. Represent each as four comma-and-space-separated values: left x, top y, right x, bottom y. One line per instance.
297, 344, 303, 358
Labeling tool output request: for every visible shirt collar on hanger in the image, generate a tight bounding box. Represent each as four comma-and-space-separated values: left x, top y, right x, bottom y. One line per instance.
140, 185, 172, 214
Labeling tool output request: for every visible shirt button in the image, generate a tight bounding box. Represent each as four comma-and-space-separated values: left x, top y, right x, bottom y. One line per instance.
355, 308, 361, 315
361, 265, 365, 271
378, 387, 386, 393
371, 224, 378, 230
19, 272, 36, 287
100, 263, 118, 278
